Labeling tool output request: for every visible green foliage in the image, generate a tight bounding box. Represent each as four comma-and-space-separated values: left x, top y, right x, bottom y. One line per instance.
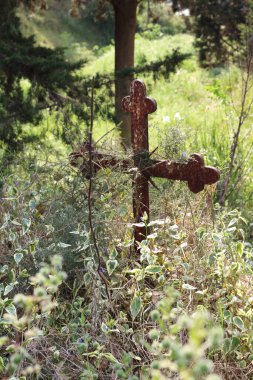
0, 254, 66, 378
138, 1, 186, 36
70, 48, 190, 129
1, 148, 253, 379
173, 0, 248, 66
0, 0, 83, 151
79, 0, 114, 44
146, 288, 223, 380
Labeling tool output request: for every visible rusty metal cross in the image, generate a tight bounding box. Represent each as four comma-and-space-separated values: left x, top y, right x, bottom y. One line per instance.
121, 80, 157, 247
70, 79, 220, 250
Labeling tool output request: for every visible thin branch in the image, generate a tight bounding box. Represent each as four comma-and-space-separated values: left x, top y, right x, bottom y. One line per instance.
219, 40, 253, 206
87, 81, 115, 315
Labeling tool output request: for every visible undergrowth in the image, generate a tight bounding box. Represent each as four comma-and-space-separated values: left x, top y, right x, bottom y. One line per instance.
0, 150, 253, 379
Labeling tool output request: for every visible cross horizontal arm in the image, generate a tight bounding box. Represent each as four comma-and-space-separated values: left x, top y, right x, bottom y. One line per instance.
143, 154, 220, 193
70, 143, 130, 179
70, 145, 219, 193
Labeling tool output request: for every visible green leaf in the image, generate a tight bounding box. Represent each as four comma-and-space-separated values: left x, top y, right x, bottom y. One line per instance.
223, 310, 232, 322
227, 226, 236, 232
128, 352, 142, 361
9, 269, 15, 282
4, 284, 14, 296
101, 322, 109, 333
57, 242, 72, 248
106, 259, 118, 276
233, 316, 244, 330
148, 219, 169, 226
0, 319, 12, 326
236, 242, 243, 256
8, 231, 16, 242
29, 199, 37, 210
110, 249, 118, 260
29, 241, 37, 255
5, 304, 17, 317
140, 245, 150, 255
14, 252, 23, 266
125, 268, 142, 275
147, 233, 157, 239
182, 283, 197, 290
0, 356, 5, 374
223, 338, 231, 354
132, 222, 145, 227
103, 352, 121, 364
11, 220, 21, 226
0, 336, 8, 347
169, 224, 178, 231
83, 272, 92, 286
230, 336, 240, 351
141, 212, 148, 222
19, 269, 29, 278
22, 218, 31, 235
228, 218, 237, 228
122, 239, 134, 248
145, 265, 162, 274
212, 233, 221, 243
0, 265, 8, 274
130, 294, 142, 321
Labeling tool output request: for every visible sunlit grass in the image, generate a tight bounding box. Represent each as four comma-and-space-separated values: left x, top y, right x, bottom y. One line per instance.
16, 7, 253, 214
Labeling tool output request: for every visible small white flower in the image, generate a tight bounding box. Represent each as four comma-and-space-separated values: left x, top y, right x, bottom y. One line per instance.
162, 115, 171, 123
174, 112, 182, 121
177, 9, 190, 17
181, 152, 188, 160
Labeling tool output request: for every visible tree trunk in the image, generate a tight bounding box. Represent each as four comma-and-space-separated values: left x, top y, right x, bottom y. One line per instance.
113, 0, 138, 146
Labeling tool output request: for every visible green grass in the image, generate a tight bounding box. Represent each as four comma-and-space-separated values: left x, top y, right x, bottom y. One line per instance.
81, 33, 194, 76
17, 15, 247, 166
17, 6, 248, 167
18, 0, 113, 62
81, 33, 231, 164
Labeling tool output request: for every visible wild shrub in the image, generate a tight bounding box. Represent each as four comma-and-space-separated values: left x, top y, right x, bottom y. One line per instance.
1, 152, 252, 379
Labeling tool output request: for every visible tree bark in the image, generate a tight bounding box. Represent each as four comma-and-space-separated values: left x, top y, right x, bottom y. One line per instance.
112, 0, 138, 146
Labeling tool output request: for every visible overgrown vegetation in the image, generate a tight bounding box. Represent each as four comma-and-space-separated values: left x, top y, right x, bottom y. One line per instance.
1, 156, 253, 379
0, 1, 253, 379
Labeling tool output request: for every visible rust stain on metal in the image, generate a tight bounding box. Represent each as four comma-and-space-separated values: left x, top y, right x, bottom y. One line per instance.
71, 148, 220, 194
70, 79, 220, 252
70, 142, 129, 179
122, 80, 157, 248
122, 79, 157, 152
143, 154, 220, 194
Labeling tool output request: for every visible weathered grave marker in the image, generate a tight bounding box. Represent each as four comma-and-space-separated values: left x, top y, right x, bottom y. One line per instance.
71, 79, 220, 250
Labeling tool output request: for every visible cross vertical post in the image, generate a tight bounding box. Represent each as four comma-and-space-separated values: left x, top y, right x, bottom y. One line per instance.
122, 80, 157, 248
